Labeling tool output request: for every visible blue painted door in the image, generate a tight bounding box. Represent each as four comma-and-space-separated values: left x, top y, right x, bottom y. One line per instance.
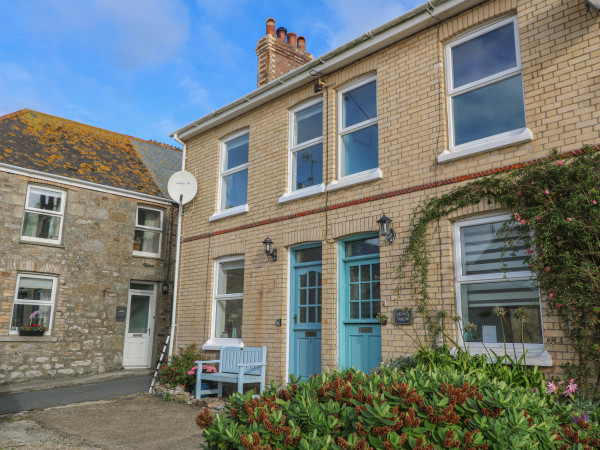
290, 246, 322, 381
340, 236, 381, 373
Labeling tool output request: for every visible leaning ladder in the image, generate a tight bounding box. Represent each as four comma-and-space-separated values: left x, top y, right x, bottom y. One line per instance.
149, 334, 170, 393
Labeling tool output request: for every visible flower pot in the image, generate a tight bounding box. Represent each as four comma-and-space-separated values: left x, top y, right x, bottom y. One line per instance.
18, 328, 46, 336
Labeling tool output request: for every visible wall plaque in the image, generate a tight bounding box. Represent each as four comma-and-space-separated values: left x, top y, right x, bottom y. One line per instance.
116, 306, 127, 322
358, 327, 373, 333
393, 308, 413, 325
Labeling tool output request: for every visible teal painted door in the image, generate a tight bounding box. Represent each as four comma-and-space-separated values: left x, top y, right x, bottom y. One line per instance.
340, 237, 381, 373
290, 246, 322, 381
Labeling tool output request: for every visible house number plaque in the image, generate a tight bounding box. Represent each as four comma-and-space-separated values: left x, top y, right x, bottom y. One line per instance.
358, 327, 373, 333
393, 308, 413, 325
116, 306, 127, 322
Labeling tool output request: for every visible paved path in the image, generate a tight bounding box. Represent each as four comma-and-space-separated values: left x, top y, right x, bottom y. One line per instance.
0, 393, 206, 449
0, 376, 152, 415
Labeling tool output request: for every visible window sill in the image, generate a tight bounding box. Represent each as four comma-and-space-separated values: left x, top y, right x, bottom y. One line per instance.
19, 239, 64, 248
453, 344, 552, 367
0, 335, 58, 342
438, 128, 533, 163
278, 184, 325, 204
209, 204, 249, 222
202, 338, 244, 351
326, 168, 383, 192
132, 252, 162, 259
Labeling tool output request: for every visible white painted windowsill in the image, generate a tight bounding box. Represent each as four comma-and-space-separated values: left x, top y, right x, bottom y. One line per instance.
209, 204, 249, 222
202, 338, 244, 351
278, 184, 325, 204
326, 168, 383, 191
453, 344, 552, 367
438, 128, 533, 163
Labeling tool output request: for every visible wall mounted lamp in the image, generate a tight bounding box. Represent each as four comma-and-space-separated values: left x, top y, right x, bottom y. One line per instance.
161, 281, 170, 295
262, 237, 278, 261
377, 212, 396, 244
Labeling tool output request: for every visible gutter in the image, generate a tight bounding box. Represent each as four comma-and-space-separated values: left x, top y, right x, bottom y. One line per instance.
0, 163, 172, 206
171, 0, 484, 142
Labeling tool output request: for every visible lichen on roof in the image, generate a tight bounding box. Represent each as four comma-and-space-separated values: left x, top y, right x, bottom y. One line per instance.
0, 109, 180, 197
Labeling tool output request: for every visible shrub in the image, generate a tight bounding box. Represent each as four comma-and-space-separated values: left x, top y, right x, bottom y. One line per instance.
157, 344, 206, 390
198, 351, 600, 449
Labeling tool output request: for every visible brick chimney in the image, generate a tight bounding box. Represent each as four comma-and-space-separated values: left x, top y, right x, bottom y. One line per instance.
256, 18, 313, 88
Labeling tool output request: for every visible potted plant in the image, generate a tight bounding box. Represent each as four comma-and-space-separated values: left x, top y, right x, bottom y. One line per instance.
376, 312, 388, 326
228, 315, 240, 338
19, 310, 47, 336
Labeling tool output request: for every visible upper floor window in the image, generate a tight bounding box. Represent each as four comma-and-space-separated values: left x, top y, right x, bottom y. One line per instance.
454, 215, 543, 347
338, 76, 378, 178
446, 16, 527, 152
21, 186, 65, 243
10, 273, 57, 335
290, 100, 323, 191
219, 131, 249, 212
213, 257, 244, 340
133, 206, 162, 257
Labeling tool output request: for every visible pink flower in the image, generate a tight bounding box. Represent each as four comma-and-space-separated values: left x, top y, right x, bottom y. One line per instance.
518, 190, 522, 196
593, 200, 597, 205
549, 293, 554, 299
29, 310, 40, 319
546, 382, 558, 394
558, 160, 564, 165
202, 365, 217, 373
567, 218, 572, 222
545, 189, 550, 195
527, 249, 533, 254
545, 266, 551, 272
187, 366, 197, 375
536, 216, 541, 221
564, 379, 577, 397
520, 219, 526, 225
556, 303, 563, 308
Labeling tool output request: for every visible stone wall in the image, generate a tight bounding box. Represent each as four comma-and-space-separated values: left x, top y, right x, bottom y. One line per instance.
0, 172, 175, 384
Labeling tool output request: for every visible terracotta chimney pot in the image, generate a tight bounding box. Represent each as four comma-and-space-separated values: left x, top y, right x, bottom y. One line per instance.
297, 36, 306, 51
287, 32, 297, 47
266, 18, 276, 36
276, 27, 287, 41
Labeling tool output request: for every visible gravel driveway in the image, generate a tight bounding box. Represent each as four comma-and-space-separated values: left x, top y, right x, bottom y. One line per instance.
0, 394, 208, 449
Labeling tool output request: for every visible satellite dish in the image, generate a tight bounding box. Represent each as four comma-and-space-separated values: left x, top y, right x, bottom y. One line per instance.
167, 171, 198, 205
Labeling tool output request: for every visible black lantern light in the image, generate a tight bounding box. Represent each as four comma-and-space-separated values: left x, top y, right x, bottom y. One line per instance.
161, 281, 169, 295
377, 212, 396, 244
262, 237, 277, 261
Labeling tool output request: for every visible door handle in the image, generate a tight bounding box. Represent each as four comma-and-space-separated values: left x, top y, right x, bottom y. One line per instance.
293, 314, 298, 324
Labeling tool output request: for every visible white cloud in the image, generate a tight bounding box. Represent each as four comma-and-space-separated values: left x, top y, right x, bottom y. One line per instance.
179, 77, 210, 106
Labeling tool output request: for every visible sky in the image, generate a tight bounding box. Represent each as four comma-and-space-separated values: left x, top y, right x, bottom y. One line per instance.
1, 0, 424, 146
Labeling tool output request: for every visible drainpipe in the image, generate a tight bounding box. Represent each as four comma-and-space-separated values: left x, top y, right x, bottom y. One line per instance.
167, 133, 187, 360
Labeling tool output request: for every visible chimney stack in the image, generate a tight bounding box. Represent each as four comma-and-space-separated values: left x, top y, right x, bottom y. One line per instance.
256, 18, 313, 88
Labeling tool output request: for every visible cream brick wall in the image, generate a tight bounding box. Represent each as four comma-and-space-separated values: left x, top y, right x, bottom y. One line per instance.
175, 0, 599, 385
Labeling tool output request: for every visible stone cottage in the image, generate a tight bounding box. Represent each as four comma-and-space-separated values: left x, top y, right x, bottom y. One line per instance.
0, 109, 181, 384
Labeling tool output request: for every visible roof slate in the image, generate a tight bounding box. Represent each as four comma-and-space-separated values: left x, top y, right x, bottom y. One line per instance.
0, 109, 181, 198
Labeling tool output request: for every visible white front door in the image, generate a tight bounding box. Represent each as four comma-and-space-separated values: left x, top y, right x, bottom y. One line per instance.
123, 282, 156, 368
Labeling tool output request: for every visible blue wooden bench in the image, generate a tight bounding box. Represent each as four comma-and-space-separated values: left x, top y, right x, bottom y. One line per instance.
194, 346, 267, 399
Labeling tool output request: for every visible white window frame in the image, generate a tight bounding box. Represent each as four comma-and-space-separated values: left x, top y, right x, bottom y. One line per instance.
9, 273, 57, 335
21, 185, 66, 244
453, 214, 550, 366
213, 129, 249, 220
203, 255, 245, 350
335, 74, 380, 183
279, 98, 325, 203
133, 206, 163, 258
439, 16, 533, 163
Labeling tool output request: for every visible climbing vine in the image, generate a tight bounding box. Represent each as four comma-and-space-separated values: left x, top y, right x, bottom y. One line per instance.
397, 145, 600, 391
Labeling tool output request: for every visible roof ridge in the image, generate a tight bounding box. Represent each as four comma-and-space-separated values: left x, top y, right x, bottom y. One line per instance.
0, 109, 30, 122
131, 137, 182, 152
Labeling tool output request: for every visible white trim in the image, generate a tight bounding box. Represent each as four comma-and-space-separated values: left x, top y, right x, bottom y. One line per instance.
337, 74, 378, 179
278, 183, 325, 203
285, 247, 292, 382
10, 273, 58, 335
217, 130, 249, 214
288, 98, 324, 195
133, 206, 163, 258
209, 204, 249, 222
0, 163, 172, 205
452, 214, 545, 354
438, 127, 533, 163
444, 15, 527, 154
327, 168, 382, 191
20, 185, 66, 244
172, 0, 484, 142
211, 256, 245, 342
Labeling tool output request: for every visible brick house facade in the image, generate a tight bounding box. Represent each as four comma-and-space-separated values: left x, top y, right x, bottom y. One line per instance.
0, 110, 181, 384
171, 0, 599, 385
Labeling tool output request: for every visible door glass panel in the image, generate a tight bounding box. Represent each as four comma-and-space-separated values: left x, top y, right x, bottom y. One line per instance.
308, 289, 316, 305
361, 283, 371, 300
129, 295, 149, 333
296, 247, 322, 263
361, 301, 371, 319
308, 307, 316, 322
299, 290, 306, 305
372, 300, 381, 316
345, 238, 380, 257
300, 308, 307, 323
309, 271, 316, 286
350, 284, 359, 300
350, 302, 359, 319
300, 274, 307, 288
317, 306, 322, 322
349, 265, 359, 282
360, 265, 370, 282
372, 281, 380, 300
